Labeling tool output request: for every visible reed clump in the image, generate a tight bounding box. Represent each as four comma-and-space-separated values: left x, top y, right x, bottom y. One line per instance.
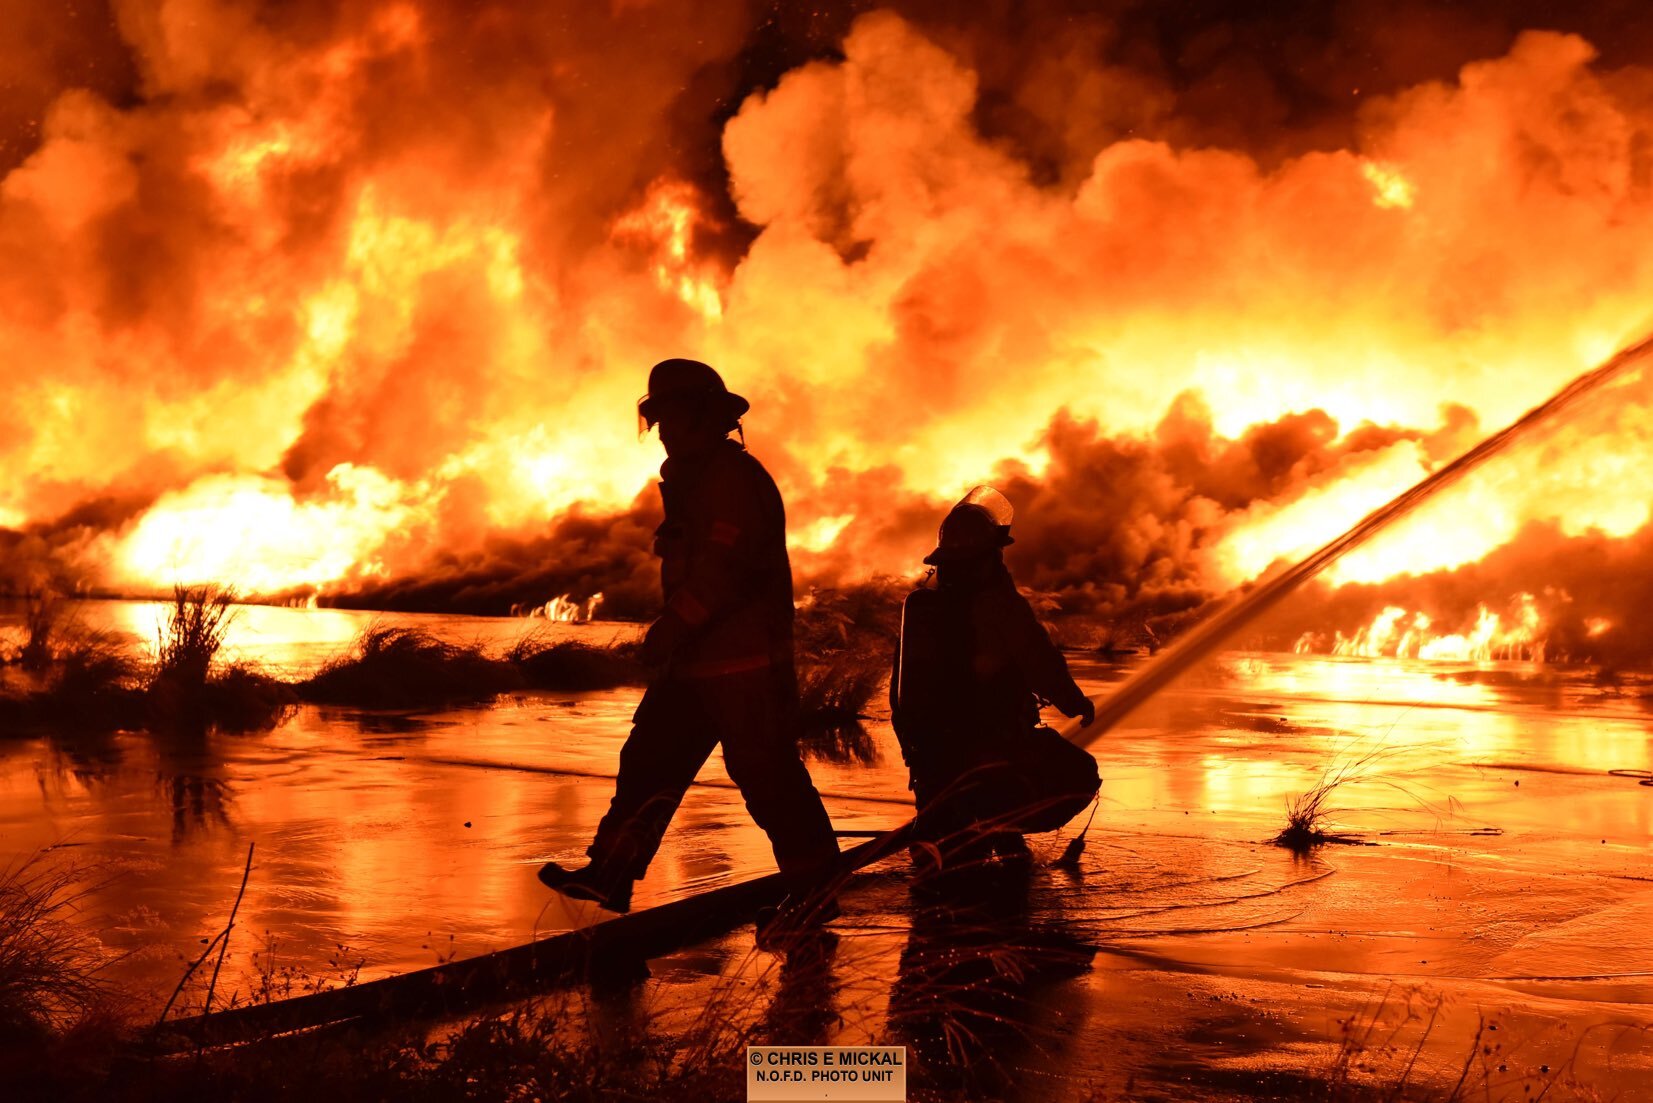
199, 663, 299, 733
300, 625, 522, 709
19, 587, 64, 672
798, 651, 886, 727
151, 584, 235, 690
504, 630, 649, 691
0, 852, 116, 1046
792, 580, 903, 758
1, 624, 143, 733
145, 585, 298, 731
1274, 743, 1414, 852
1275, 782, 1344, 851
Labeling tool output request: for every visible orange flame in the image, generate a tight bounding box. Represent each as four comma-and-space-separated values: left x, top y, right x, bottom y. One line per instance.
8, 12, 1653, 623
1298, 593, 1548, 662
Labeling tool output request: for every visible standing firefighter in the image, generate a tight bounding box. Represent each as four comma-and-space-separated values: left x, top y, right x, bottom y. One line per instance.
892, 486, 1100, 867
539, 359, 839, 926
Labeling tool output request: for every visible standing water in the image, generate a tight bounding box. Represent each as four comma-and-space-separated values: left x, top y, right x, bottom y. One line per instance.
1, 601, 1650, 1097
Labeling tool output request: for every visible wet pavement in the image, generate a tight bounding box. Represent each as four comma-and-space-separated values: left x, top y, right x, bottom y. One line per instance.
2, 603, 1651, 1098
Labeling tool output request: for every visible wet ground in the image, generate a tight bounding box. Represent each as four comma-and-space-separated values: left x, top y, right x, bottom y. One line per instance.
2, 602, 1651, 1099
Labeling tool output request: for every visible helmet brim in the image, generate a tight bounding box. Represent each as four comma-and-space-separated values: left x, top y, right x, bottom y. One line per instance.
637, 389, 749, 428
922, 534, 1013, 565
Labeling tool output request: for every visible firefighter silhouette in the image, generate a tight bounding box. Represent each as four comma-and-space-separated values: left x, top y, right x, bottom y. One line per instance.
891, 487, 1100, 868
539, 359, 839, 924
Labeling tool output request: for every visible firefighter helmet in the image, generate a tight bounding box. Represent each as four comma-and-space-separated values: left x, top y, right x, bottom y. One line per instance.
923, 485, 1015, 565
637, 358, 749, 432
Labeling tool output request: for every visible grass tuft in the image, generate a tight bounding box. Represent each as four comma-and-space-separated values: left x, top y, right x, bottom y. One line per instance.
798, 651, 886, 728
504, 630, 648, 691
19, 587, 63, 672
152, 584, 235, 690
201, 663, 299, 733
792, 580, 902, 761
0, 852, 116, 1046
1274, 741, 1418, 852
301, 625, 521, 709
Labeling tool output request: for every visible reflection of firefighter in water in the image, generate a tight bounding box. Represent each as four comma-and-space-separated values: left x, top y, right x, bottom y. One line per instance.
888, 865, 1095, 1090
892, 487, 1100, 866
539, 359, 839, 920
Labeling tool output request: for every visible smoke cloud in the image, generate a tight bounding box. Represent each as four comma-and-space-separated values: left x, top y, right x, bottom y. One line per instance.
9, 3, 1653, 634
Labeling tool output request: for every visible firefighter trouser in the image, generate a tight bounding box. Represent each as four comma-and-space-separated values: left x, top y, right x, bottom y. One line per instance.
588, 669, 839, 888
913, 726, 1099, 845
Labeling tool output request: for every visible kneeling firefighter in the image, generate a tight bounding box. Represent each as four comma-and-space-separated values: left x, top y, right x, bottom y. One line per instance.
891, 487, 1100, 865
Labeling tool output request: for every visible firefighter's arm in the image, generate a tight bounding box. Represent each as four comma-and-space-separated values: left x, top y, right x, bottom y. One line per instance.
1003, 592, 1094, 724
647, 462, 761, 651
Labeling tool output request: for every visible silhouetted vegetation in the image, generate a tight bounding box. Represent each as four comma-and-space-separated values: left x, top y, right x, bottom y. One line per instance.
1, 589, 295, 737
0, 623, 143, 732
504, 631, 649, 691
19, 588, 63, 672
300, 625, 519, 709
1274, 744, 1411, 852
151, 585, 235, 691
140, 586, 303, 732
3, 582, 908, 737
798, 651, 885, 727
198, 664, 298, 734
792, 580, 903, 759
0, 852, 117, 1048
1274, 786, 1343, 851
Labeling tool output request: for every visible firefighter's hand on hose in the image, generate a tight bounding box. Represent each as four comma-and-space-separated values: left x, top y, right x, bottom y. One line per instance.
1073, 699, 1096, 729
639, 615, 685, 668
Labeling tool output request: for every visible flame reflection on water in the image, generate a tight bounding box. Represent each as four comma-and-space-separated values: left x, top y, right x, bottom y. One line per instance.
0, 619, 1649, 1039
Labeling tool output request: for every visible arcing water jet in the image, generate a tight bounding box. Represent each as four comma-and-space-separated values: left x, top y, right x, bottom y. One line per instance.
1057, 324, 1653, 748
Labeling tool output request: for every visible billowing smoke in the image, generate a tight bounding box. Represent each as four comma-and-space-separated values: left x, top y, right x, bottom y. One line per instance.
337, 491, 664, 620
9, 3, 1653, 633
1256, 520, 1653, 667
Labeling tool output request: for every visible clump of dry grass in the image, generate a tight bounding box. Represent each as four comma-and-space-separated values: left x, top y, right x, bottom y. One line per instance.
0, 625, 143, 733
1276, 778, 1345, 851
301, 625, 521, 709
152, 584, 235, 690
505, 630, 648, 691
19, 587, 64, 672
794, 579, 904, 660
797, 652, 885, 764
145, 585, 304, 733
792, 580, 902, 759
0, 852, 116, 1045
199, 663, 299, 734
798, 651, 885, 727
1274, 741, 1417, 852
